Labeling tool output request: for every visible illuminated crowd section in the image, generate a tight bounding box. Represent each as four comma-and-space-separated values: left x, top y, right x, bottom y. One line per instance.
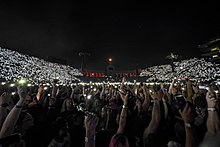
1, 47, 220, 87
140, 58, 220, 82
0, 47, 82, 84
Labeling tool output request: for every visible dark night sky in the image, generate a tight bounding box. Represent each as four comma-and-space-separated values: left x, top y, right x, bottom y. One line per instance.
0, 1, 220, 71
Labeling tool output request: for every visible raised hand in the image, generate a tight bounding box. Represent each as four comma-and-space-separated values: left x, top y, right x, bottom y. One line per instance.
0, 86, 27, 138
135, 99, 142, 111
119, 90, 129, 106
150, 91, 162, 101
122, 77, 125, 83
120, 77, 126, 89
141, 84, 148, 96
134, 86, 138, 96
179, 103, 193, 123
206, 91, 217, 108
0, 92, 9, 106
192, 85, 199, 94
84, 114, 99, 147
38, 83, 43, 93
36, 83, 43, 101
17, 86, 27, 100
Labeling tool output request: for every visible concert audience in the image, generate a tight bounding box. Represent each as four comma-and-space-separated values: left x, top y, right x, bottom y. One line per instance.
0, 47, 220, 147
0, 76, 220, 147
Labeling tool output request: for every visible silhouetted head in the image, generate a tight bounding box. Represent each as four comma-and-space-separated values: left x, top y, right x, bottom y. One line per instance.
109, 133, 129, 147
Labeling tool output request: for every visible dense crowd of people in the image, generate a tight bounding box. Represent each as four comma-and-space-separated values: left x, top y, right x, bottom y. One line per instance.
140, 58, 220, 82
0, 47, 82, 84
1, 47, 220, 147
0, 76, 220, 147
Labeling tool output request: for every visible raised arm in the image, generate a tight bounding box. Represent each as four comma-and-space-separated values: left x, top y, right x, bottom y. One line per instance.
36, 83, 43, 102
117, 91, 129, 134
0, 86, 27, 138
48, 82, 60, 108
141, 84, 151, 111
120, 77, 126, 90
132, 80, 138, 95
51, 82, 59, 98
114, 79, 129, 134
0, 92, 9, 129
179, 103, 196, 147
206, 91, 220, 134
84, 114, 98, 147
70, 86, 75, 99
143, 91, 161, 144
186, 80, 193, 102
168, 78, 175, 95
100, 84, 105, 100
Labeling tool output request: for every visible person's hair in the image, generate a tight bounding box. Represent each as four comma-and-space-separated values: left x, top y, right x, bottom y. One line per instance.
60, 98, 73, 113
153, 84, 161, 93
109, 133, 129, 147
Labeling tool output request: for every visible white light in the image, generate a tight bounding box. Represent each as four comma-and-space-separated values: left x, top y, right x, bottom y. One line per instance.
139, 58, 220, 82
44, 87, 48, 90
10, 83, 15, 87
27, 84, 32, 87
93, 88, 97, 92
0, 47, 82, 84
11, 92, 16, 95
1, 82, 6, 85
18, 79, 26, 85
87, 95, 92, 99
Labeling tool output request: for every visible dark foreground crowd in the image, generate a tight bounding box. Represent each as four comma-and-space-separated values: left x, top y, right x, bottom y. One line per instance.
0, 77, 220, 147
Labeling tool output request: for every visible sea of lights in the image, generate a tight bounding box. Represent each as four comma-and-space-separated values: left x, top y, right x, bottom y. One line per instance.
0, 47, 82, 85
140, 58, 220, 82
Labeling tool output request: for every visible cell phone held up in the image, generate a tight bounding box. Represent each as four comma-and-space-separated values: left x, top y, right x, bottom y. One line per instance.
175, 95, 186, 111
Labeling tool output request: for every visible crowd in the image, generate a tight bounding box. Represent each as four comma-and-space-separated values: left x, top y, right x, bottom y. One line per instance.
0, 76, 220, 147
0, 47, 82, 84
140, 58, 220, 82
0, 47, 220, 147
